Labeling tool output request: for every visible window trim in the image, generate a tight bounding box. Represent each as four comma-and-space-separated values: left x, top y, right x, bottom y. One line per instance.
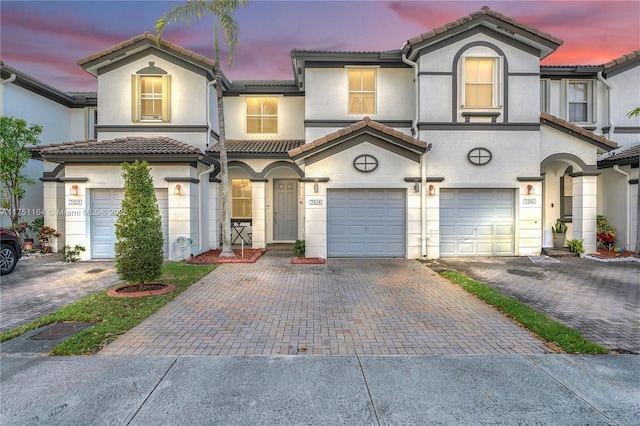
540, 79, 550, 114
566, 80, 594, 124
346, 67, 377, 116
461, 56, 503, 109
245, 97, 278, 134
131, 74, 171, 123
86, 107, 98, 140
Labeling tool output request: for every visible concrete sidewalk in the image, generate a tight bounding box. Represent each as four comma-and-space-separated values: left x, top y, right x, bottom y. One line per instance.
1, 354, 638, 425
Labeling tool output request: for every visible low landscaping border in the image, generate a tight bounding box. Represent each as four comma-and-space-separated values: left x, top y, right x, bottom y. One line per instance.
439, 270, 608, 354
0, 262, 215, 355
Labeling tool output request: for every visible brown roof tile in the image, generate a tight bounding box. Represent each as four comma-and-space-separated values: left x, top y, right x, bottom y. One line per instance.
598, 143, 640, 165
77, 32, 216, 69
540, 113, 618, 150
287, 117, 427, 158
38, 136, 204, 156
207, 140, 304, 155
604, 50, 640, 69
405, 6, 563, 51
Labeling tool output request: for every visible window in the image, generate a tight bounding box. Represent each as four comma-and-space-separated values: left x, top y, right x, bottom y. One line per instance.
462, 57, 500, 108
540, 80, 550, 113
131, 74, 171, 122
560, 167, 573, 220
348, 69, 376, 115
246, 97, 277, 134
567, 81, 593, 123
231, 179, 252, 218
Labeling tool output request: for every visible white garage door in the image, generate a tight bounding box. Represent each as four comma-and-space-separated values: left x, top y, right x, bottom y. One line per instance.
90, 189, 168, 259
440, 189, 514, 257
327, 189, 406, 257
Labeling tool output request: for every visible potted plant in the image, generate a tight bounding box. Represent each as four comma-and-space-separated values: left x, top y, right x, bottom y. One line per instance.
551, 219, 568, 249
38, 225, 61, 253
596, 215, 616, 251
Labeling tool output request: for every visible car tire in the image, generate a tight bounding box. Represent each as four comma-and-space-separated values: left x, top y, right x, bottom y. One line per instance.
0, 243, 17, 275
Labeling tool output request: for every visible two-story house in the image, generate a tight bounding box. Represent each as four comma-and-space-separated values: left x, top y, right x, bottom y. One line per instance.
3, 6, 638, 260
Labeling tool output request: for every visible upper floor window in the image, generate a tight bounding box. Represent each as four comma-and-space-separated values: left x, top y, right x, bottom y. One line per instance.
87, 108, 98, 140
462, 57, 501, 108
348, 69, 376, 115
231, 178, 252, 218
540, 80, 550, 113
567, 81, 593, 123
132, 62, 170, 122
246, 97, 278, 134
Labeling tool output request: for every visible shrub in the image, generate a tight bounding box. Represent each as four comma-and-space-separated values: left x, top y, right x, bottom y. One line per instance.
567, 238, 585, 254
62, 245, 86, 262
294, 239, 305, 257
114, 161, 164, 290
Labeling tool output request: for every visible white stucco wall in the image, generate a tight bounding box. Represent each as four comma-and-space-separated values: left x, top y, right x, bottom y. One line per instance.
304, 67, 414, 121
609, 64, 640, 148
223, 96, 305, 140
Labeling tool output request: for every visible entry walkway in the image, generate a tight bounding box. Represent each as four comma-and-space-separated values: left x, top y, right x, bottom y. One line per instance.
100, 252, 549, 356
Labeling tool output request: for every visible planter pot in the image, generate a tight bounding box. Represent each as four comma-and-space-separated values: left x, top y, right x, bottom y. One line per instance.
41, 246, 52, 254
24, 239, 33, 251
553, 233, 566, 249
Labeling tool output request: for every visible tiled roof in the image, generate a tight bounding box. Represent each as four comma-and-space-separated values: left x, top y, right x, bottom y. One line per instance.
540, 113, 618, 150
598, 143, 640, 166
288, 117, 427, 158
39, 136, 204, 156
207, 140, 305, 154
604, 50, 640, 69
231, 80, 297, 87
404, 6, 563, 51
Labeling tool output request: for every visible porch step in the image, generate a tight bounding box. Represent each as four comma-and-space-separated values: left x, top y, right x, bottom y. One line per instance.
542, 247, 579, 258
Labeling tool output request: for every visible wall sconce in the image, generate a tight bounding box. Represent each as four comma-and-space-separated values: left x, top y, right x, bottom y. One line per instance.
413, 182, 420, 193
174, 184, 182, 196
313, 182, 319, 194
428, 185, 436, 196
70, 185, 79, 196
527, 184, 534, 195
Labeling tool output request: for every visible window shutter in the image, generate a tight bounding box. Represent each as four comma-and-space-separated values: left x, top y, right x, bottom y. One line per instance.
162, 75, 171, 122
131, 75, 140, 122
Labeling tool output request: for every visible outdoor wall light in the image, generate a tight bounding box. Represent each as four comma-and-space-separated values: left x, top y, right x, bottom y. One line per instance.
174, 184, 182, 196
413, 182, 420, 193
314, 182, 319, 194
70, 185, 79, 196
428, 185, 436, 196
527, 184, 534, 195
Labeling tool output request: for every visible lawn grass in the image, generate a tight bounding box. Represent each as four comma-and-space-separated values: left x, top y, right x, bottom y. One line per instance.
440, 270, 608, 354
0, 262, 216, 355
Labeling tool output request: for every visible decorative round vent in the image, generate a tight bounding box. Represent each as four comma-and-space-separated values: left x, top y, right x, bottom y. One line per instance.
353, 154, 378, 173
467, 147, 492, 166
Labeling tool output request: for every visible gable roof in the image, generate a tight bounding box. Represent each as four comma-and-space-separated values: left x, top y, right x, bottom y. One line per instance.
402, 6, 563, 61
603, 49, 640, 78
38, 136, 215, 164
288, 117, 428, 162
598, 143, 640, 168
77, 32, 228, 86
540, 113, 618, 151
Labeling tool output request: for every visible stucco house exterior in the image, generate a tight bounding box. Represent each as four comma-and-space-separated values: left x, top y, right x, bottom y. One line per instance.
2, 6, 638, 260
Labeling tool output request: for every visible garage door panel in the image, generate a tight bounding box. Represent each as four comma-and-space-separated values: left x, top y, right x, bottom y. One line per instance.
440, 189, 515, 257
328, 189, 405, 257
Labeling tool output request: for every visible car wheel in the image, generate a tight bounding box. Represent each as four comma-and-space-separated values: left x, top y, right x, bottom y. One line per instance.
0, 243, 17, 275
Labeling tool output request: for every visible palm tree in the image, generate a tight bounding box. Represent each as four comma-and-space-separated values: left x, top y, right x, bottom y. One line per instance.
156, 0, 247, 257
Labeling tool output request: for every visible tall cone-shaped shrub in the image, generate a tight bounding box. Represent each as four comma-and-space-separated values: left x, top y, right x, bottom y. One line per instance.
115, 161, 164, 290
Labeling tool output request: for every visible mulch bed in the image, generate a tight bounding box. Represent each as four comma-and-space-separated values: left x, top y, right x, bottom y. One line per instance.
588, 248, 639, 260
186, 248, 266, 264
107, 283, 175, 298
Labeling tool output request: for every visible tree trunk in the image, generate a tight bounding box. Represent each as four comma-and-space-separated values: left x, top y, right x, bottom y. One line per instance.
215, 49, 234, 258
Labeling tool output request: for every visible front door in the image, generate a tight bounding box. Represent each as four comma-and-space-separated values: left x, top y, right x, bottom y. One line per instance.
274, 179, 298, 241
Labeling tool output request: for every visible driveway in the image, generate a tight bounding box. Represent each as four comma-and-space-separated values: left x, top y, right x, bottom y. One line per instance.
435, 256, 640, 354
0, 253, 121, 332
100, 251, 550, 356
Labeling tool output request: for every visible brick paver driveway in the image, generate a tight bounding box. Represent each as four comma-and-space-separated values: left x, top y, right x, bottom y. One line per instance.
101, 252, 549, 356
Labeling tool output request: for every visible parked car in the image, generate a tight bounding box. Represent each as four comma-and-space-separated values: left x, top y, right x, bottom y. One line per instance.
1, 227, 23, 275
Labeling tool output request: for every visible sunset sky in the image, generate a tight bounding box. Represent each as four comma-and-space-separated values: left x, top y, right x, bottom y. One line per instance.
1, 1, 639, 92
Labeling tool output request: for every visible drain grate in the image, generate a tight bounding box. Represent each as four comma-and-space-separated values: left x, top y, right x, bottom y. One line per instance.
30, 323, 94, 340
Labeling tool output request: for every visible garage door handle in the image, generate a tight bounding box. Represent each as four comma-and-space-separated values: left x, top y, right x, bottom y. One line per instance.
274, 212, 277, 225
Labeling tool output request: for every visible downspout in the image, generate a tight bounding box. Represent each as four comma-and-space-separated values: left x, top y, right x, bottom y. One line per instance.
597, 71, 613, 137
612, 165, 631, 250
0, 73, 17, 116
402, 49, 427, 257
